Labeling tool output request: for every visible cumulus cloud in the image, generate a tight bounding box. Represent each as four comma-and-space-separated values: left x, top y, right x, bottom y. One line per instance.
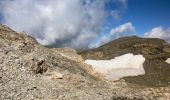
110, 22, 135, 37
144, 27, 170, 43
0, 0, 128, 49
91, 22, 136, 48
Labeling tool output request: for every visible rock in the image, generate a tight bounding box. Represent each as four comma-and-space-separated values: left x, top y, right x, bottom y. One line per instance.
166, 58, 170, 64
49, 72, 63, 79
0, 54, 3, 64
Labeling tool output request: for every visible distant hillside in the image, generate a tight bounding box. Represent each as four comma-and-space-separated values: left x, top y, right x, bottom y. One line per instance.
80, 36, 170, 87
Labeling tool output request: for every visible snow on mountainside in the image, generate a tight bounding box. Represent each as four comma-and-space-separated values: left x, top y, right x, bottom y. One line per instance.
85, 53, 145, 80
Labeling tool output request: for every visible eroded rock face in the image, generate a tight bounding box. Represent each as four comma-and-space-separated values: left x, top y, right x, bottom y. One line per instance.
80, 36, 170, 87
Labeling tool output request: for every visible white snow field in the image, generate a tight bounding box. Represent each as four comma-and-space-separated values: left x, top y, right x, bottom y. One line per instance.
85, 53, 146, 81
166, 58, 170, 64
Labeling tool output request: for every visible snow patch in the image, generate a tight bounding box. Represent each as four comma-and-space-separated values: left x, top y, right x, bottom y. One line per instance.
166, 58, 170, 64
85, 53, 145, 81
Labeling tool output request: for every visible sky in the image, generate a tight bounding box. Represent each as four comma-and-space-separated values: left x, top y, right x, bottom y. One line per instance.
0, 0, 170, 49
115, 0, 170, 35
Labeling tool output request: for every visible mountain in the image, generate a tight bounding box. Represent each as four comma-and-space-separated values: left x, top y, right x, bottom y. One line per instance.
0, 24, 170, 100
80, 36, 170, 87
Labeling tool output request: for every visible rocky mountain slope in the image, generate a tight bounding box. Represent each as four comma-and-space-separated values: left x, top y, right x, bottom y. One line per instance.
0, 24, 170, 100
80, 36, 170, 87
0, 24, 111, 100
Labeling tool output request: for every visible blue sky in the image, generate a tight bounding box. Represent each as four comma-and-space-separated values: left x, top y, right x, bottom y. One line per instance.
103, 0, 170, 36
0, 0, 170, 48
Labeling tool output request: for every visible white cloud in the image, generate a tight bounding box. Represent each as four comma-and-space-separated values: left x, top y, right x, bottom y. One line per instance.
144, 27, 170, 43
110, 22, 135, 37
0, 0, 128, 49
91, 22, 136, 48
